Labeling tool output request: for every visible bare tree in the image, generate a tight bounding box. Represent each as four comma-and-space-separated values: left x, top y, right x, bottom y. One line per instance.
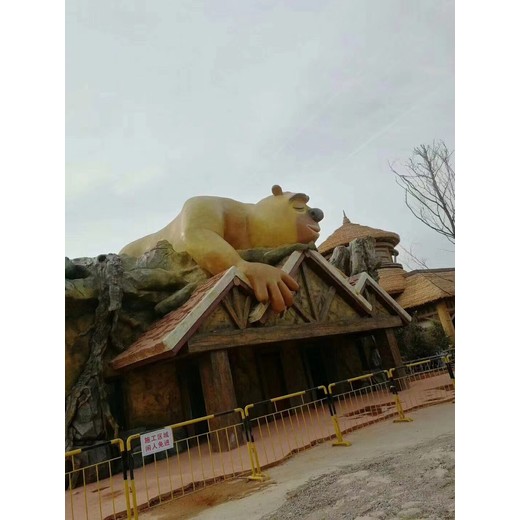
390, 141, 455, 244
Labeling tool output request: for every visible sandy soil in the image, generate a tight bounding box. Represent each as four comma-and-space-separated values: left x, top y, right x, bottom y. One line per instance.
138, 403, 454, 520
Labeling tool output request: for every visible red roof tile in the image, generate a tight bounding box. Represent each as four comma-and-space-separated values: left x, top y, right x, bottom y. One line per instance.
111, 271, 229, 370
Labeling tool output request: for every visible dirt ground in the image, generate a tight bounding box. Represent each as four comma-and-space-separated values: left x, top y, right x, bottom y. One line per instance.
138, 403, 454, 520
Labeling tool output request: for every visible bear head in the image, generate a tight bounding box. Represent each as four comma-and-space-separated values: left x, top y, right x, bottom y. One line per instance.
252, 185, 324, 247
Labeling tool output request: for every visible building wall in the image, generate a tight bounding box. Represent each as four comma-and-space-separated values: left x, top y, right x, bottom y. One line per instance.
123, 361, 184, 430
118, 333, 403, 432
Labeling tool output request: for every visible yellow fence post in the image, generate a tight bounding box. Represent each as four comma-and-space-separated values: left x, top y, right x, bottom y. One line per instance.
386, 368, 413, 423
322, 384, 351, 447
126, 434, 141, 520
109, 438, 133, 520
243, 405, 268, 481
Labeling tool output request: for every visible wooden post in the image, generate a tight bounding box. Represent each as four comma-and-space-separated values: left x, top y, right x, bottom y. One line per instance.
385, 329, 404, 369
373, 329, 407, 386
199, 350, 239, 450
374, 329, 403, 369
436, 300, 455, 344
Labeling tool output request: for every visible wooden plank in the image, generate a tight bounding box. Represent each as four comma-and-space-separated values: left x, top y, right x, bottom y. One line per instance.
232, 288, 244, 325
188, 315, 403, 352
385, 328, 404, 368
319, 286, 336, 321
242, 295, 252, 329
248, 302, 269, 324
222, 295, 244, 329
301, 262, 318, 320
162, 268, 239, 352
291, 300, 314, 323
353, 272, 411, 323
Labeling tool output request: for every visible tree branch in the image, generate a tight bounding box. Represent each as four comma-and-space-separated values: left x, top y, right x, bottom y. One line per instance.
390, 140, 455, 244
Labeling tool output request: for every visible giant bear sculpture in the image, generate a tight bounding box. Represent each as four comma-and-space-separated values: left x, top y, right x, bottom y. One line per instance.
120, 185, 324, 313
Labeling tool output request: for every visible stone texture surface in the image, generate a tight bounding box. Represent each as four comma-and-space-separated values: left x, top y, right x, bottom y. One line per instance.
259, 434, 455, 520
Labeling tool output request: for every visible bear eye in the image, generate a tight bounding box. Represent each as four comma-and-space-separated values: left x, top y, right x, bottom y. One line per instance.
293, 205, 306, 212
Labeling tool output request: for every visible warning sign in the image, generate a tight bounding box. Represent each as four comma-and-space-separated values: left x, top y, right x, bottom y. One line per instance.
140, 427, 173, 457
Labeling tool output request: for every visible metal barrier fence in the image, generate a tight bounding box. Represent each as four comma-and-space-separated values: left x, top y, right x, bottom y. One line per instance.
125, 409, 252, 519
65, 352, 455, 520
65, 438, 130, 520
244, 387, 333, 472
394, 356, 455, 413
328, 372, 400, 439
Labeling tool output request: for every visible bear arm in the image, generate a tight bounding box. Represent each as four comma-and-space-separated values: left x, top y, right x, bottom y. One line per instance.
182, 227, 244, 275
179, 197, 244, 274
182, 228, 298, 312
179, 197, 299, 312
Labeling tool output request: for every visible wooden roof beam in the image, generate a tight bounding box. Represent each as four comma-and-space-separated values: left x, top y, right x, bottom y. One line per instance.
188, 315, 402, 353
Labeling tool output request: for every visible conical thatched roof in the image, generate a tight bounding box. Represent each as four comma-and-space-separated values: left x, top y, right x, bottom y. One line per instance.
318, 213, 400, 256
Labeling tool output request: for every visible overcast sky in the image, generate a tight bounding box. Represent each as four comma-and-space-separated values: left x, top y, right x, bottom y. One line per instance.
66, 0, 454, 268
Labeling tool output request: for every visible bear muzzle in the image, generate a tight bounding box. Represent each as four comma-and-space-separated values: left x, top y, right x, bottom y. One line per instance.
309, 208, 324, 223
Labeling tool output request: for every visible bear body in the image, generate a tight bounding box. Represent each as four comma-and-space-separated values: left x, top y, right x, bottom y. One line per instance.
119, 185, 324, 313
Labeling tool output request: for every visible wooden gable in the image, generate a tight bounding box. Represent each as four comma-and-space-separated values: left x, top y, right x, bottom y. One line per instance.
187, 250, 407, 354
352, 272, 411, 324
259, 252, 370, 327
197, 283, 253, 334
111, 250, 411, 370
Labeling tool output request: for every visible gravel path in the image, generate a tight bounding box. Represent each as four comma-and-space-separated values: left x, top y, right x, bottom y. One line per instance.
260, 434, 455, 520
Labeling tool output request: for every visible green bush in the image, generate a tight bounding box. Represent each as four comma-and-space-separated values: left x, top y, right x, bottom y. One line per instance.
395, 315, 450, 361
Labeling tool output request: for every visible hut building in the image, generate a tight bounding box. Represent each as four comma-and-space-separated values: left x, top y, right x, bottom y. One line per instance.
318, 215, 455, 343
110, 249, 411, 434
395, 268, 455, 343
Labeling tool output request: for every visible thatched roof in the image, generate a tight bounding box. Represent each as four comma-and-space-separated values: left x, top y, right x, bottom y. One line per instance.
378, 267, 407, 295
318, 214, 400, 256
396, 269, 455, 310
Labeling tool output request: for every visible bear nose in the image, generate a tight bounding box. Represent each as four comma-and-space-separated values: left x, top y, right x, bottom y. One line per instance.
309, 208, 324, 222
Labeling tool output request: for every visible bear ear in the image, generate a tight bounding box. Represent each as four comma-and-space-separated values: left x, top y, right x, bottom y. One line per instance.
272, 185, 283, 196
